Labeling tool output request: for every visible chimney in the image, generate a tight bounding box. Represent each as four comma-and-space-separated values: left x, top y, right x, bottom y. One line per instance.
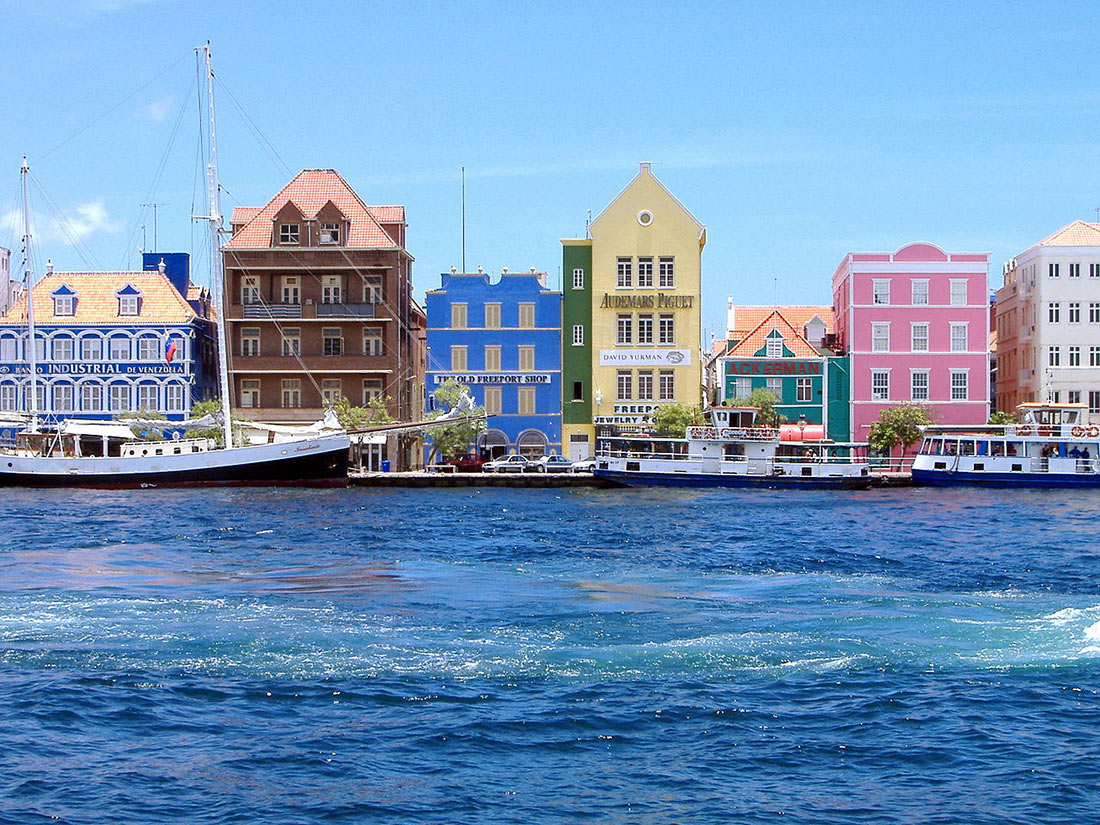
725, 295, 735, 335
46, 259, 54, 275
639, 161, 652, 173
158, 258, 167, 274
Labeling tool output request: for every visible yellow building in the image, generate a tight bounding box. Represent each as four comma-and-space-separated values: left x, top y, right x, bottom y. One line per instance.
561, 163, 705, 458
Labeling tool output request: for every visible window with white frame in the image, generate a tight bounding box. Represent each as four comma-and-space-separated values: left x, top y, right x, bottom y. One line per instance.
281, 276, 300, 304
1049, 263, 1060, 278
241, 328, 260, 357
950, 280, 968, 305
911, 280, 929, 305
1069, 302, 1081, 323
1069, 263, 1081, 278
0, 385, 16, 411
616, 257, 632, 288
572, 268, 584, 289
484, 345, 501, 372
80, 337, 102, 361
1048, 302, 1060, 323
320, 222, 340, 244
871, 323, 890, 352
616, 370, 632, 400
1091, 346, 1100, 367
241, 276, 261, 304
765, 336, 783, 357
637, 314, 653, 344
518, 346, 535, 372
483, 386, 501, 415
137, 384, 158, 410
910, 370, 929, 401
950, 323, 968, 352
617, 314, 632, 345
322, 328, 342, 356
450, 345, 467, 371
54, 384, 74, 412
572, 325, 584, 347
118, 295, 140, 316
281, 379, 301, 408
281, 328, 301, 356
1090, 302, 1100, 323
362, 379, 382, 405
53, 338, 74, 361
735, 377, 751, 398
911, 323, 929, 352
659, 370, 675, 400
321, 379, 342, 405
637, 370, 654, 401
53, 295, 75, 316
166, 384, 185, 412
1069, 390, 1082, 404
362, 275, 383, 303
871, 370, 890, 401
451, 303, 467, 329
1069, 346, 1081, 366
872, 279, 890, 305
1051, 390, 1061, 403
637, 257, 653, 288
0, 337, 16, 361
137, 337, 159, 360
1091, 390, 1100, 414
279, 223, 299, 244
1091, 263, 1100, 278
765, 377, 781, 395
1049, 346, 1061, 367
322, 275, 342, 305
109, 337, 130, 361
363, 327, 383, 356
658, 314, 674, 345
108, 384, 129, 412
81, 383, 102, 412
658, 258, 675, 288
484, 303, 500, 329
950, 370, 968, 400
796, 377, 812, 402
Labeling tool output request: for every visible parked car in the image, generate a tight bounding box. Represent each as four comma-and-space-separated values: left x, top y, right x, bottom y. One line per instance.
445, 454, 484, 473
570, 456, 597, 473
482, 454, 536, 473
530, 454, 575, 474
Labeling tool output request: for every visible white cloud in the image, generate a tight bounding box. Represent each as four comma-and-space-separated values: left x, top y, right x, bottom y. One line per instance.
141, 95, 175, 124
0, 200, 120, 250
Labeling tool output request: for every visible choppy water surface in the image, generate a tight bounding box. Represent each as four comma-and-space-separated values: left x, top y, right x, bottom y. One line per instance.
2, 486, 1100, 824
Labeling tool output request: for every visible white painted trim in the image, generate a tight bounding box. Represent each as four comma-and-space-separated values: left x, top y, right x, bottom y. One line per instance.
849, 262, 989, 274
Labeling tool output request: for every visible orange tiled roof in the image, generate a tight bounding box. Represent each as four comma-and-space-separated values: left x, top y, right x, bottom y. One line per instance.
230, 206, 262, 226
728, 305, 833, 343
367, 206, 405, 223
727, 309, 821, 358
1, 270, 196, 325
1038, 221, 1100, 246
224, 169, 401, 250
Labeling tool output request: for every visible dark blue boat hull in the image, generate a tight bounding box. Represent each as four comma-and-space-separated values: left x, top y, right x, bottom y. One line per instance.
912, 468, 1100, 488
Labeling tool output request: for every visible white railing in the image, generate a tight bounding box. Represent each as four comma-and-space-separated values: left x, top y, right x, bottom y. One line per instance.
686, 426, 779, 441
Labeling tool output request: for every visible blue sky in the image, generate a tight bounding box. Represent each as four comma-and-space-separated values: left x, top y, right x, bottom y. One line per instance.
2, 1, 1098, 339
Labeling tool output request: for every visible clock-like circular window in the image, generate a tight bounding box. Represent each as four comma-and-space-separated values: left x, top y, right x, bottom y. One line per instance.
637, 210, 653, 226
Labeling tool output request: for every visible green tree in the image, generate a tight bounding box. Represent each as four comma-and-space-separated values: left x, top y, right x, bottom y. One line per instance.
331, 395, 395, 429
426, 379, 485, 463
118, 408, 168, 441
867, 404, 933, 469
651, 402, 698, 438
185, 399, 253, 447
988, 410, 1015, 425
729, 387, 785, 427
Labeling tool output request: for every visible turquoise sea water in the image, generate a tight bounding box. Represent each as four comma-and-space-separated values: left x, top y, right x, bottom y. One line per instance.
2, 486, 1099, 824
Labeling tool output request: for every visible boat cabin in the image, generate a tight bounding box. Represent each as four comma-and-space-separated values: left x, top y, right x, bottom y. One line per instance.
1017, 402, 1088, 427
704, 406, 760, 427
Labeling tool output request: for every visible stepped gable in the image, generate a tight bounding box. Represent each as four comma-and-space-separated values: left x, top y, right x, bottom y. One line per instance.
2, 270, 196, 325
1037, 220, 1100, 246
727, 309, 820, 358
224, 169, 400, 249
728, 305, 833, 343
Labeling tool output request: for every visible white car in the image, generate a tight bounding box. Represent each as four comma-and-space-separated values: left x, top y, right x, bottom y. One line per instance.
530, 454, 575, 474
570, 456, 598, 473
482, 454, 535, 473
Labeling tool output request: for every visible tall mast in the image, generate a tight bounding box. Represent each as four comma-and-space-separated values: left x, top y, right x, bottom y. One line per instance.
201, 43, 234, 449
21, 156, 39, 433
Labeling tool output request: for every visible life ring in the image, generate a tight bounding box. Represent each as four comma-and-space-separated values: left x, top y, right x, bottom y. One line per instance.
1089, 425, 1100, 439
1072, 426, 1085, 438
1016, 425, 1031, 436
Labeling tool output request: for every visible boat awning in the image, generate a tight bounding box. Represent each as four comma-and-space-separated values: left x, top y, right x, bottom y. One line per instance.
59, 420, 137, 439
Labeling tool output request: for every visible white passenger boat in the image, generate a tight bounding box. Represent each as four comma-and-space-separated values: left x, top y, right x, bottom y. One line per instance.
911, 402, 1100, 487
592, 406, 872, 489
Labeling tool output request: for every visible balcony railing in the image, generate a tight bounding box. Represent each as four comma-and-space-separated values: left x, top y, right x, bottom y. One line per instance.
316, 302, 376, 318
242, 303, 302, 319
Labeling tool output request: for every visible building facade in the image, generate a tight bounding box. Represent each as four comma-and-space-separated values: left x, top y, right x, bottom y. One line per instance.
832, 242, 990, 449
0, 257, 215, 442
717, 304, 850, 442
425, 267, 561, 460
221, 169, 424, 469
995, 221, 1100, 422
561, 163, 705, 460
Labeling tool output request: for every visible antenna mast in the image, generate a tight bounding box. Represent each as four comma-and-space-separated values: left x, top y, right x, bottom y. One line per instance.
200, 42, 234, 449
21, 157, 39, 433
141, 202, 168, 251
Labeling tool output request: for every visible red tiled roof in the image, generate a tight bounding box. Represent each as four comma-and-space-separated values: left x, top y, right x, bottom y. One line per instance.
728, 305, 833, 342
367, 206, 405, 223
1038, 220, 1100, 246
224, 169, 402, 250
2, 270, 197, 325
727, 309, 821, 358
230, 206, 262, 226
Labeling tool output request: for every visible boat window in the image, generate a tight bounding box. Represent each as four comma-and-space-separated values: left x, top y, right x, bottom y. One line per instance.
961, 441, 975, 455
976, 441, 989, 456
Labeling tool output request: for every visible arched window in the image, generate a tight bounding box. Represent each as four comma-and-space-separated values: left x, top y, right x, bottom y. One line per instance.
477, 428, 509, 460
516, 429, 548, 459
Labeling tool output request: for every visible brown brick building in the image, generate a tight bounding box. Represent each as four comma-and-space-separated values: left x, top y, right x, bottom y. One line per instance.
222, 169, 425, 468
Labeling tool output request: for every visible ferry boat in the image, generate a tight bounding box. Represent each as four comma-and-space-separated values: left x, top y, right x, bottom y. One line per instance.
592, 406, 872, 489
911, 402, 1100, 487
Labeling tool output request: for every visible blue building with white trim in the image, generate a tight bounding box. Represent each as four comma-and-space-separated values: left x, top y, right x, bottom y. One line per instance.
0, 254, 216, 443
425, 267, 561, 460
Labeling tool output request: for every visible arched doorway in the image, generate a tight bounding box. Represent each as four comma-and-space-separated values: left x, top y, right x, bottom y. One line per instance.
478, 429, 509, 460
516, 429, 548, 459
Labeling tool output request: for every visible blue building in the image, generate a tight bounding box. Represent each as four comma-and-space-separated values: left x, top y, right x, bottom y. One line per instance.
425, 267, 562, 460
0, 255, 216, 443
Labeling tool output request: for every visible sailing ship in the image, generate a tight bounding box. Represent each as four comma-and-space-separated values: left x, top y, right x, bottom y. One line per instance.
592, 405, 872, 489
0, 45, 350, 488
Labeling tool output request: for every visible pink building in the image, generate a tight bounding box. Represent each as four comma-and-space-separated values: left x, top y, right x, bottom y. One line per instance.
832, 243, 990, 452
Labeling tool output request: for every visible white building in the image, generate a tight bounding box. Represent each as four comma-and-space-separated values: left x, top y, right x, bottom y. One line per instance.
996, 221, 1100, 421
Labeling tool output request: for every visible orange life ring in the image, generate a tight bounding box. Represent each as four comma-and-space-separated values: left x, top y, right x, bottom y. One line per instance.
1090, 425, 1100, 439
1016, 425, 1031, 436
1072, 426, 1085, 438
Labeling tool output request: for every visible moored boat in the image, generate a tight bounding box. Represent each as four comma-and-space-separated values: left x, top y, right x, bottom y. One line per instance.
911, 402, 1100, 487
592, 405, 872, 489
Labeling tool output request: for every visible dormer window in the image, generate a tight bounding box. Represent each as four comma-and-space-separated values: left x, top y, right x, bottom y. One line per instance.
765, 333, 784, 357
279, 223, 299, 244
51, 284, 77, 317
320, 222, 340, 244
116, 284, 142, 317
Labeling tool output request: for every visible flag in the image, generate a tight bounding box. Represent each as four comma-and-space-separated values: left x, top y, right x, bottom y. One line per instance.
165, 340, 177, 364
